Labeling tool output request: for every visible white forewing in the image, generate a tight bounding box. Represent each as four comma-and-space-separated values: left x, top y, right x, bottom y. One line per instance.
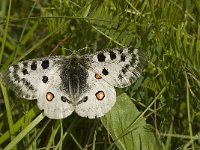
3, 56, 74, 119
85, 48, 147, 88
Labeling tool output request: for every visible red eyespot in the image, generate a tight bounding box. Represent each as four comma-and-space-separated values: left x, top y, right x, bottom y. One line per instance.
95, 91, 105, 101
46, 92, 54, 101
95, 74, 102, 79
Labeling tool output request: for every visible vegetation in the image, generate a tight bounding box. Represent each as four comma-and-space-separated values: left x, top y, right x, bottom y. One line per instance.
0, 0, 200, 149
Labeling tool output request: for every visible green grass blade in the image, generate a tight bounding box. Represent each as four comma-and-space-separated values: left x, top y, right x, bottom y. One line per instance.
184, 72, 195, 150
0, 83, 15, 142
46, 120, 61, 150
0, 105, 41, 144
0, 0, 12, 64
3, 112, 45, 150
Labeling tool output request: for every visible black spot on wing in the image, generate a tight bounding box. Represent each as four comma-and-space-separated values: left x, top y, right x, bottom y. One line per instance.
12, 64, 19, 71
102, 68, 109, 76
61, 96, 72, 104
109, 51, 116, 60
42, 76, 48, 83
41, 60, 49, 69
118, 74, 123, 79
21, 78, 35, 91
21, 62, 29, 75
28, 84, 35, 91
13, 74, 20, 82
82, 96, 88, 102
121, 54, 126, 62
77, 96, 88, 105
130, 54, 137, 66
122, 68, 126, 74
97, 53, 106, 62
21, 78, 28, 85
22, 69, 29, 75
23, 62, 28, 68
31, 61, 37, 70
122, 64, 130, 74
11, 66, 19, 75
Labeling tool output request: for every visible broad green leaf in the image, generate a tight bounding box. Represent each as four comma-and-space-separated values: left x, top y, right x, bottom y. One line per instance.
101, 93, 159, 150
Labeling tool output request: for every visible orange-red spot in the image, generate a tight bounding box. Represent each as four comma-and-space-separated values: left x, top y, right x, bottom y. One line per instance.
46, 92, 54, 101
95, 74, 102, 79
95, 91, 105, 101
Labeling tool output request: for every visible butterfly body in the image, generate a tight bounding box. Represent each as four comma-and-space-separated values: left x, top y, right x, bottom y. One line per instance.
59, 54, 89, 102
2, 48, 147, 119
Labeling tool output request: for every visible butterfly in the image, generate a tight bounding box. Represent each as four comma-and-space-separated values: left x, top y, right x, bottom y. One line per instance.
1, 48, 147, 119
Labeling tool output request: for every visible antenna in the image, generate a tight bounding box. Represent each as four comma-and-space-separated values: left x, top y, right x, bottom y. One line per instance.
48, 35, 71, 56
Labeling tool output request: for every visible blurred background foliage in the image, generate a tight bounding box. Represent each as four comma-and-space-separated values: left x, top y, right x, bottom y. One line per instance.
0, 0, 200, 149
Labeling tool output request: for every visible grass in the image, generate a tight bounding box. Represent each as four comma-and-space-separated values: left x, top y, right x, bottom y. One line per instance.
0, 0, 200, 149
